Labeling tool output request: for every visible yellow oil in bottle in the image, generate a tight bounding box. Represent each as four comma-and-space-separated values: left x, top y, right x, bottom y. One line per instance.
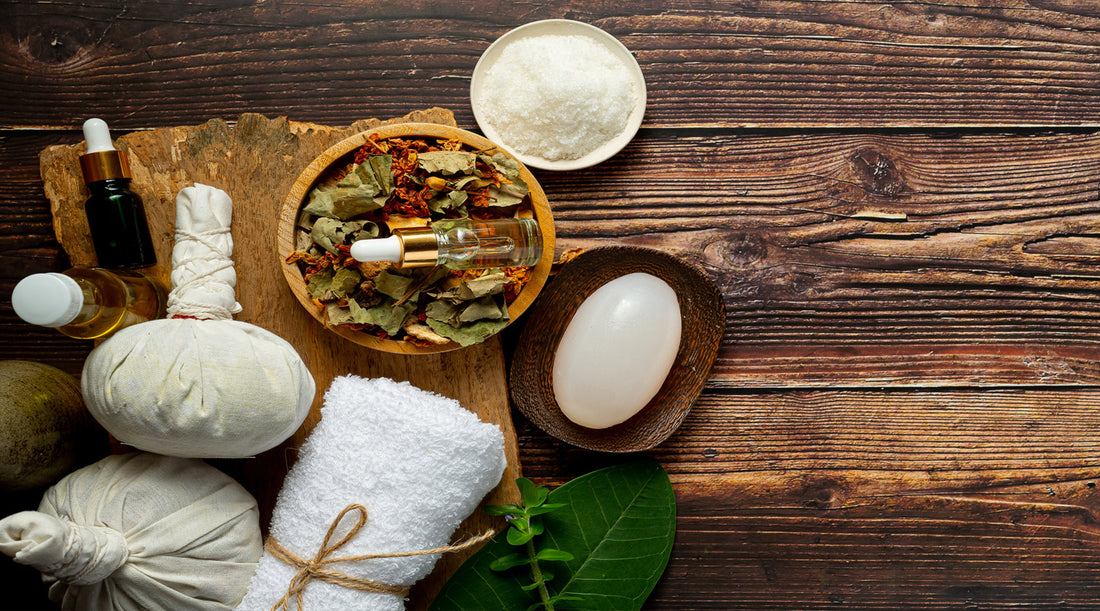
55, 268, 165, 340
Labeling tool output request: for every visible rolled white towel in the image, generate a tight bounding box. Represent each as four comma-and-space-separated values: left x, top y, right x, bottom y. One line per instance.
235, 375, 507, 611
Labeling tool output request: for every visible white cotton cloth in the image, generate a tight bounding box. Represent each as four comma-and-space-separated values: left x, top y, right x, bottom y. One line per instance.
235, 376, 507, 611
81, 183, 315, 458
168, 183, 242, 320
0, 452, 262, 611
81, 318, 315, 457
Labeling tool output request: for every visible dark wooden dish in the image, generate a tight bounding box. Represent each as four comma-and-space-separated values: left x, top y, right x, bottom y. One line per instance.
509, 246, 725, 452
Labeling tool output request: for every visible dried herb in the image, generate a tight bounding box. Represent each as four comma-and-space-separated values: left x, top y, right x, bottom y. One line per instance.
287, 135, 535, 346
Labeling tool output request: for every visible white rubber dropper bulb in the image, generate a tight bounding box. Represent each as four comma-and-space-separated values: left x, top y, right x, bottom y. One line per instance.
11, 273, 83, 327
350, 235, 403, 264
83, 118, 116, 153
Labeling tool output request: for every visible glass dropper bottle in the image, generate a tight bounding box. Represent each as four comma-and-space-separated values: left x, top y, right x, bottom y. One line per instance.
11, 267, 165, 340
350, 217, 542, 270
80, 118, 157, 269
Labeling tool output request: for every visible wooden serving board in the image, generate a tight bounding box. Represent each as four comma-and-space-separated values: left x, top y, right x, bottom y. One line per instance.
39, 110, 520, 609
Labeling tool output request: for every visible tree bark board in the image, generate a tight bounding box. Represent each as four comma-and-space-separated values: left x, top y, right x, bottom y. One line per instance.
36, 110, 521, 609
2, 1, 1099, 130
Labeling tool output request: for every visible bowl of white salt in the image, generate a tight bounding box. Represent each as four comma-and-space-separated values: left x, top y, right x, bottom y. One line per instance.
471, 19, 646, 171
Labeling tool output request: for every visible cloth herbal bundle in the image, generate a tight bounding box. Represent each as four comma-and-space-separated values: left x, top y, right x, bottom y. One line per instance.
235, 375, 507, 611
0, 452, 263, 611
81, 183, 315, 458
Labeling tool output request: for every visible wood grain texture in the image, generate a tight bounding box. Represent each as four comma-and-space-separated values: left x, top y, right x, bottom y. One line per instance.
1, 1, 1098, 130
37, 111, 521, 609
516, 387, 1100, 608
3, 0, 1100, 608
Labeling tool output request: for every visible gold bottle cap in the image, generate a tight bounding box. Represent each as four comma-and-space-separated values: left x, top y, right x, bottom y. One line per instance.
396, 227, 440, 268
80, 149, 132, 183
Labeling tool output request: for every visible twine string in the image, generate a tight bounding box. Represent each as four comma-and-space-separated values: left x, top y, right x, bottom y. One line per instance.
266, 504, 496, 611
167, 226, 240, 320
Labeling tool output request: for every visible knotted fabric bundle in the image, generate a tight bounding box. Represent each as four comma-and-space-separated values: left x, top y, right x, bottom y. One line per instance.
0, 452, 263, 610
81, 183, 315, 458
234, 376, 508, 611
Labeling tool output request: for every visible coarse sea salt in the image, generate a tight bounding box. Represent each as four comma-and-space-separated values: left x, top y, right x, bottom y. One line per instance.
476, 34, 639, 161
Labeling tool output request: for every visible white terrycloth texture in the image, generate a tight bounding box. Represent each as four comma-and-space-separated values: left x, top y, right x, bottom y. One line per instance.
168, 183, 242, 320
0, 452, 262, 611
80, 182, 316, 458
81, 318, 315, 457
235, 376, 507, 611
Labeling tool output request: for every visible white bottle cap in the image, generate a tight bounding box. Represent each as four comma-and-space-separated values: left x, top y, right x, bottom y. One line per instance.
11, 273, 84, 327
82, 118, 116, 153
350, 235, 403, 264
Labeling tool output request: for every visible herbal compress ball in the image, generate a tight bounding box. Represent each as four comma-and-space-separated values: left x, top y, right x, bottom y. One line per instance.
0, 452, 262, 611
81, 183, 314, 458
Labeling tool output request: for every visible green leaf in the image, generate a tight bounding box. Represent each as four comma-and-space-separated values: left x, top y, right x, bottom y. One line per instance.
535, 548, 574, 562
483, 504, 524, 517
489, 553, 530, 572
517, 477, 548, 508
526, 503, 566, 516
429, 460, 676, 611
506, 527, 536, 546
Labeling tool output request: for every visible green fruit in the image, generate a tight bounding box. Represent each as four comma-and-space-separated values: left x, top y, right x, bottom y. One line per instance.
0, 360, 107, 491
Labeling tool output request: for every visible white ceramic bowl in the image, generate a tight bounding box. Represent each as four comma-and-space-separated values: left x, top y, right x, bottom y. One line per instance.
470, 19, 646, 171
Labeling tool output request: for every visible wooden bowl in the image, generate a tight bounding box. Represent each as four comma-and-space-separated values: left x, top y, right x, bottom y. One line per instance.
509, 246, 725, 452
277, 123, 556, 354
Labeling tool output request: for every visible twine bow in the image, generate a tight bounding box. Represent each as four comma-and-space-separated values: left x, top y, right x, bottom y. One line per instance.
265, 503, 495, 611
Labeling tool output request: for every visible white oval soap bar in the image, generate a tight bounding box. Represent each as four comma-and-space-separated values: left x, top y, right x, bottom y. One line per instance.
552, 272, 682, 429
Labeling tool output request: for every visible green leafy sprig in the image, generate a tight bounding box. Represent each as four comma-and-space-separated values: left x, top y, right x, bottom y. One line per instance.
482, 478, 581, 611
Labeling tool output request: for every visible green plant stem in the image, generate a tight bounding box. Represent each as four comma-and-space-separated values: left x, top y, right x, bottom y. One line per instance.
526, 538, 554, 611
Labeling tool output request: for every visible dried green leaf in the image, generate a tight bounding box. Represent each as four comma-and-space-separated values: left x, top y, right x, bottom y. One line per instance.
325, 301, 355, 325
373, 270, 415, 301
347, 298, 415, 336
310, 217, 379, 254
459, 271, 506, 299
330, 267, 362, 299
458, 296, 507, 323
418, 151, 477, 175
307, 268, 335, 300
480, 152, 522, 181
425, 300, 461, 326
426, 317, 509, 347
428, 190, 468, 214
486, 185, 526, 207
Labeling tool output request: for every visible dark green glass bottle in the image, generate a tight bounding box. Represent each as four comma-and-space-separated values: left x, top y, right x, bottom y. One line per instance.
80, 119, 156, 269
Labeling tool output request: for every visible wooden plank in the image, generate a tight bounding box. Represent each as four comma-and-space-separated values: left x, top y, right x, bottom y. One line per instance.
545, 130, 1100, 387
1, 1, 1098, 130
6, 127, 1100, 387
517, 387, 1100, 609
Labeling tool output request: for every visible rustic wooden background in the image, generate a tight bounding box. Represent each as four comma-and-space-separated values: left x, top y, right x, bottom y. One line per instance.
2, 1, 1100, 609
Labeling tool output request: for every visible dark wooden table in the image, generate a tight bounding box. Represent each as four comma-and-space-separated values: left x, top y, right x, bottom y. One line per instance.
3, 2, 1100, 609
